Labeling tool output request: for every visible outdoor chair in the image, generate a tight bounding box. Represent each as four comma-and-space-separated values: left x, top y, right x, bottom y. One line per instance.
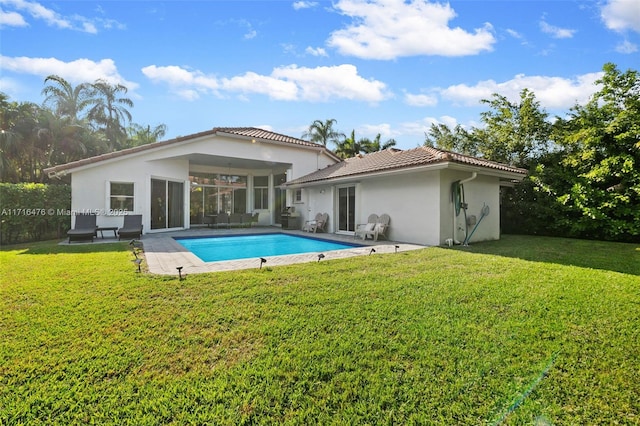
118, 214, 143, 240
203, 215, 215, 228
215, 212, 229, 229
67, 213, 98, 243
250, 212, 260, 227
303, 213, 328, 233
229, 213, 242, 227
354, 214, 379, 240
355, 213, 390, 241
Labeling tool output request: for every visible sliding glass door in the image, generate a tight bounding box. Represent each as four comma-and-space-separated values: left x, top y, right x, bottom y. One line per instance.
338, 186, 356, 232
151, 178, 184, 230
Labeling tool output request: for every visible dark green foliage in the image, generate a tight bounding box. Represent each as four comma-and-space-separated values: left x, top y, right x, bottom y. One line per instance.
505, 64, 640, 242
427, 63, 639, 243
1, 76, 165, 184
0, 183, 71, 244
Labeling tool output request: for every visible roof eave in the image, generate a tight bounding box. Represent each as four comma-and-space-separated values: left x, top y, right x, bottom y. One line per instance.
284, 161, 527, 188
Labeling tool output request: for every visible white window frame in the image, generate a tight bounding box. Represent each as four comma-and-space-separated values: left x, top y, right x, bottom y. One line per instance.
253, 176, 269, 210
106, 181, 135, 215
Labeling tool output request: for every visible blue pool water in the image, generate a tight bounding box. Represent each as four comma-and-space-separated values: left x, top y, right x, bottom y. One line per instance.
175, 233, 363, 263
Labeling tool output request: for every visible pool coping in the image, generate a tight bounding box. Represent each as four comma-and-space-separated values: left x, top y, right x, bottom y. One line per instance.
139, 227, 425, 275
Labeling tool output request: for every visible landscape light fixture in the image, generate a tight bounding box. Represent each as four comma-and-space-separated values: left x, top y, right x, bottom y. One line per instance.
395, 245, 400, 253
369, 248, 376, 255
129, 239, 143, 258
317, 253, 325, 262
132, 258, 142, 273
260, 258, 267, 269
176, 266, 184, 280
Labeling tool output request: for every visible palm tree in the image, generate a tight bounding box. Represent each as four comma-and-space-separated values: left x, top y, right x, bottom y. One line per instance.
334, 130, 364, 159
302, 119, 343, 147
41, 75, 93, 122
125, 123, 168, 148
361, 133, 396, 153
87, 79, 134, 151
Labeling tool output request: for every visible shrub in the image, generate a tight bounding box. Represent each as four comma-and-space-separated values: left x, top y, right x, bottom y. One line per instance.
0, 183, 71, 245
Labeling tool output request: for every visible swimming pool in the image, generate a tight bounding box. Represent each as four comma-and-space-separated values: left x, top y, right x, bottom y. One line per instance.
174, 233, 363, 263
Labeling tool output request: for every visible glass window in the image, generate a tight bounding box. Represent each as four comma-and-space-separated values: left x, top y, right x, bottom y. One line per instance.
295, 189, 302, 202
254, 176, 269, 210
110, 182, 134, 212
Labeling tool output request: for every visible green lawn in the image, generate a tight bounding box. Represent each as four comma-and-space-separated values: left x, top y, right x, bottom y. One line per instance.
1, 235, 638, 425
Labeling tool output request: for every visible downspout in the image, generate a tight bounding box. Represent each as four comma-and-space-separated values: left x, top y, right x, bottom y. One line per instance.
452, 172, 477, 244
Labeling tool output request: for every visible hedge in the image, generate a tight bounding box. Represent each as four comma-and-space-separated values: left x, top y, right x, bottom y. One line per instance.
0, 183, 71, 245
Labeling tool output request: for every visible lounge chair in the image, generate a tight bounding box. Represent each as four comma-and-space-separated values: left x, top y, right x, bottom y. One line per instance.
303, 213, 328, 233
118, 214, 143, 240
67, 213, 97, 243
355, 213, 390, 241
354, 214, 378, 240
215, 212, 229, 229
303, 213, 323, 232
374, 214, 390, 240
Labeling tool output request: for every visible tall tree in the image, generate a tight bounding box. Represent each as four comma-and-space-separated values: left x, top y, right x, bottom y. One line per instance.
125, 123, 168, 148
478, 88, 551, 167
424, 123, 480, 156
334, 130, 363, 159
541, 63, 640, 241
87, 79, 134, 151
41, 75, 93, 122
1, 95, 42, 182
361, 133, 396, 153
302, 119, 343, 147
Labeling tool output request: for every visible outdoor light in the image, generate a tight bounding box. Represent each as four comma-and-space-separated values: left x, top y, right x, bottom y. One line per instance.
132, 258, 142, 272
395, 245, 400, 253
176, 266, 184, 280
260, 258, 267, 269
317, 253, 325, 262
369, 248, 376, 255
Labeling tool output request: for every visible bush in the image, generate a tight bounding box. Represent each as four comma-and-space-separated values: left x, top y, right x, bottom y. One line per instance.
0, 183, 71, 245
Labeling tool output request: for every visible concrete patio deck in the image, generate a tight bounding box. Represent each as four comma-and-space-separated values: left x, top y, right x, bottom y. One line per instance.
61, 227, 425, 275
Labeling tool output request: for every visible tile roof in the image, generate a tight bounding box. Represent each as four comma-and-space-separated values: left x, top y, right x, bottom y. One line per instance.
285, 146, 528, 185
44, 127, 333, 176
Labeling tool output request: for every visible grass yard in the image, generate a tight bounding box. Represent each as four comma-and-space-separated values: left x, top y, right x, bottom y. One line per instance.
1, 235, 638, 425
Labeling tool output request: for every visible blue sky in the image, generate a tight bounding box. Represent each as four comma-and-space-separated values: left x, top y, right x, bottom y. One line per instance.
1, 0, 639, 150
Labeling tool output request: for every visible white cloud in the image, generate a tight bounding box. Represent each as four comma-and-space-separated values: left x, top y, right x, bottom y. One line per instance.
1, 55, 139, 90
1, 0, 72, 29
506, 29, 523, 39
305, 46, 328, 57
327, 0, 495, 59
222, 71, 299, 101
601, 0, 640, 32
439, 72, 603, 110
539, 19, 576, 39
0, 0, 123, 33
143, 63, 391, 103
397, 115, 447, 140
357, 123, 399, 141
404, 92, 438, 107
615, 39, 638, 53
0, 9, 27, 26
292, 1, 318, 10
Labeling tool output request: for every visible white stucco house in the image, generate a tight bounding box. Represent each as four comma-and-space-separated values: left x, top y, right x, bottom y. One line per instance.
44, 127, 527, 246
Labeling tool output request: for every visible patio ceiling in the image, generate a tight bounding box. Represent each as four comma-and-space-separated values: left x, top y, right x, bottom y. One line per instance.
170, 153, 292, 171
